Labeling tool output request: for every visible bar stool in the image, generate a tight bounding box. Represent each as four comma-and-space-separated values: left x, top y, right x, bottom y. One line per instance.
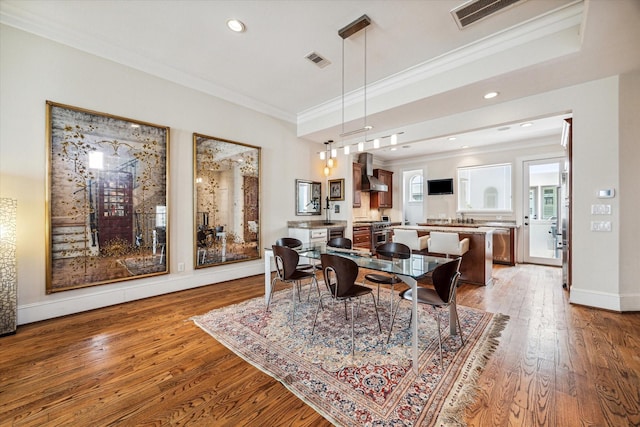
427, 232, 469, 258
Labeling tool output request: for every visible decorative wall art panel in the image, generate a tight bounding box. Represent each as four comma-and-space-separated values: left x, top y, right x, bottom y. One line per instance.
193, 133, 260, 269
46, 102, 169, 293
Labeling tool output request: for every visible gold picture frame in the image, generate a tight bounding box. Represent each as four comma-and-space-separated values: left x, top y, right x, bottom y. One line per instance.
328, 178, 345, 201
46, 101, 169, 293
193, 133, 261, 268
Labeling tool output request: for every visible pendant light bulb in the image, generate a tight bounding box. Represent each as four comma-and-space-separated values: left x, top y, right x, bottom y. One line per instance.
323, 165, 330, 176
327, 158, 334, 168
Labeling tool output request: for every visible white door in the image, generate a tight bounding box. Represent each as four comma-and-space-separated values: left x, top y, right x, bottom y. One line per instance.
522, 158, 564, 266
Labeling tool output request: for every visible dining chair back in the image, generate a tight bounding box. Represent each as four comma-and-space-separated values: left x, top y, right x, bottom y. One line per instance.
387, 257, 464, 368
267, 245, 321, 322
364, 242, 411, 314
392, 229, 429, 252
327, 237, 353, 249
275, 237, 313, 271
312, 253, 382, 356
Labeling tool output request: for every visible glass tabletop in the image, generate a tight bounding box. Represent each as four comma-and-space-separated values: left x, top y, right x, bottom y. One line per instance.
290, 243, 453, 280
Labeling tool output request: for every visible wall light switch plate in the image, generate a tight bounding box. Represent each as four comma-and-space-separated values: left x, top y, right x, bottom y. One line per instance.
591, 204, 612, 215
591, 221, 612, 232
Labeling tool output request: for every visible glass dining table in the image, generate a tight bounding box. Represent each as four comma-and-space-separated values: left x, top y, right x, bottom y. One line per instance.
264, 243, 459, 374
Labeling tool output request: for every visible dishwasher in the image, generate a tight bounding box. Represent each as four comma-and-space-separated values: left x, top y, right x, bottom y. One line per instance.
492, 228, 512, 264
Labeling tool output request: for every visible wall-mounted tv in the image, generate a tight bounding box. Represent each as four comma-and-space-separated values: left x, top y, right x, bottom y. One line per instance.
427, 178, 454, 195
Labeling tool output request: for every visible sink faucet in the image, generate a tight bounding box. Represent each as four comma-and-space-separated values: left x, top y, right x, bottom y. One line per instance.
325, 196, 331, 223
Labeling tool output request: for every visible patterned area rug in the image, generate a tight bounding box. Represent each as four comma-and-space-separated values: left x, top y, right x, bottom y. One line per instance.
192, 284, 508, 426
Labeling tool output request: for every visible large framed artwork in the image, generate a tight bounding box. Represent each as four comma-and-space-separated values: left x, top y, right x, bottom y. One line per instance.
46, 101, 169, 293
193, 133, 261, 268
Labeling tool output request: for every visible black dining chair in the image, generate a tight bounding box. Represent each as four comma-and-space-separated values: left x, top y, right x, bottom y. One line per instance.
327, 237, 353, 249
267, 245, 322, 322
387, 257, 464, 368
312, 253, 382, 356
363, 242, 411, 314
274, 237, 314, 271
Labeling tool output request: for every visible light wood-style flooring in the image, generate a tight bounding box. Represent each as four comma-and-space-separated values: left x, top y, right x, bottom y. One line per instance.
1, 264, 639, 426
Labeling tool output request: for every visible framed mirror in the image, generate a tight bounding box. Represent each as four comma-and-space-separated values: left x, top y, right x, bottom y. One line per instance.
194, 133, 260, 268
296, 179, 321, 215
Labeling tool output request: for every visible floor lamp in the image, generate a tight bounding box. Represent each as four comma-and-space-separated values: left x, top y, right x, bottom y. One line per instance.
1, 198, 17, 336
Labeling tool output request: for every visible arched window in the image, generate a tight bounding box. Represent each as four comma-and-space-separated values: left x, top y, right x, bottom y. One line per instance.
410, 175, 423, 202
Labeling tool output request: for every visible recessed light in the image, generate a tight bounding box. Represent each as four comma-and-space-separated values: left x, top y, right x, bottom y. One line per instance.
226, 19, 246, 33
462, 145, 469, 149
484, 91, 499, 99
448, 137, 457, 141
520, 122, 533, 127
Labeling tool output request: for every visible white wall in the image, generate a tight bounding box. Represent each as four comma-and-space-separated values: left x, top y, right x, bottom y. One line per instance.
0, 25, 321, 324
618, 70, 640, 311
382, 75, 639, 311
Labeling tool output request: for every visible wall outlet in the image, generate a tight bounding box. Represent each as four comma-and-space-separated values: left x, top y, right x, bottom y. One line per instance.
178, 262, 185, 272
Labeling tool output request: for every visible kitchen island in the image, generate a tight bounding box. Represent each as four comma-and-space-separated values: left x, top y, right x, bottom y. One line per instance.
392, 225, 494, 285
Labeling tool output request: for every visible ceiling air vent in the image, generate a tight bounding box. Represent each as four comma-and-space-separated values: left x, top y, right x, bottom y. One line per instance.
305, 51, 331, 68
451, 0, 526, 29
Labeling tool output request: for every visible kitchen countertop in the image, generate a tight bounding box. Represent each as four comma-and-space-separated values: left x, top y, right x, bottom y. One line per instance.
394, 225, 496, 234
417, 222, 519, 228
287, 220, 347, 229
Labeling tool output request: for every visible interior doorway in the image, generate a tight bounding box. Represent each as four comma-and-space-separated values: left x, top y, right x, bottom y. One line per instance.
522, 158, 565, 266
402, 169, 424, 225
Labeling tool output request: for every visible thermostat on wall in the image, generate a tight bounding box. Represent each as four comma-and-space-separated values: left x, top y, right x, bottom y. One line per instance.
598, 188, 615, 198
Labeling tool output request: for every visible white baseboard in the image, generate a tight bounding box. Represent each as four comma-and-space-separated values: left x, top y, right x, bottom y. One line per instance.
17, 262, 265, 325
569, 287, 640, 312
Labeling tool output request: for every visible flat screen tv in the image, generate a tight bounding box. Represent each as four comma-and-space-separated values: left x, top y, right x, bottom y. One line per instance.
427, 178, 454, 195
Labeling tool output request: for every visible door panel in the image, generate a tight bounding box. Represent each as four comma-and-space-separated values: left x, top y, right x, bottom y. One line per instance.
523, 159, 563, 266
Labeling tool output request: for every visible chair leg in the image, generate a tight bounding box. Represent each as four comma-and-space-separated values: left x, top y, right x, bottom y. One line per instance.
311, 294, 325, 335
350, 300, 355, 356
313, 277, 323, 310
435, 311, 443, 369
454, 306, 464, 346
386, 296, 402, 344
371, 293, 382, 333
266, 277, 278, 312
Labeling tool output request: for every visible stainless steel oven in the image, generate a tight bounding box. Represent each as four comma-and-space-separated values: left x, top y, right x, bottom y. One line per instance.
371, 222, 390, 249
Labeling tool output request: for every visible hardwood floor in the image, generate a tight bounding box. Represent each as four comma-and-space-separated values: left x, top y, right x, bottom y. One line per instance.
1, 264, 638, 426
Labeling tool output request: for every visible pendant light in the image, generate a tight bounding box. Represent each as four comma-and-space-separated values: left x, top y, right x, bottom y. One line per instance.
339, 15, 372, 140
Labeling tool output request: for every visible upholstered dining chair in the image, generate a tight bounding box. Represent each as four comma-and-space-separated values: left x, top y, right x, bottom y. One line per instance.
392, 229, 429, 252
267, 245, 322, 322
312, 253, 382, 356
387, 257, 464, 368
363, 242, 411, 314
274, 237, 314, 271
427, 232, 469, 258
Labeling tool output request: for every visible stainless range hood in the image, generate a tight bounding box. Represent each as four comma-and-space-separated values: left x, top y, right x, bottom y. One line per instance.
358, 153, 388, 192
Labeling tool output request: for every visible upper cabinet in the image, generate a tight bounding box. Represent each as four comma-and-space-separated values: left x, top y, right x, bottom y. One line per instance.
353, 162, 362, 208
371, 169, 393, 208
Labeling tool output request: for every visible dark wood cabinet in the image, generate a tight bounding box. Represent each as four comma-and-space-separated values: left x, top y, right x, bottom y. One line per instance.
352, 162, 362, 208
370, 169, 393, 208
353, 225, 371, 250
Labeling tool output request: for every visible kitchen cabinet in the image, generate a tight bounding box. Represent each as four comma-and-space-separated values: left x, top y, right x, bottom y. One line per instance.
353, 225, 371, 250
370, 169, 393, 208
352, 162, 362, 208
